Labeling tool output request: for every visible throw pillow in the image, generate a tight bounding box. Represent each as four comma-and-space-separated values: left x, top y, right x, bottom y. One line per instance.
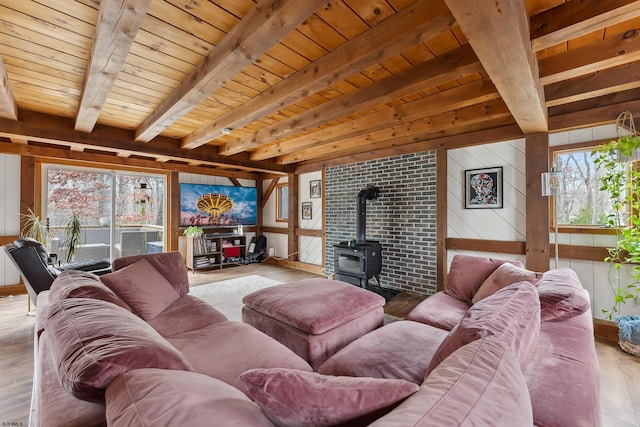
240, 368, 419, 427
101, 258, 180, 320
49, 269, 131, 311
445, 255, 524, 303
537, 268, 590, 321
47, 297, 194, 401
106, 368, 274, 427
427, 281, 540, 376
368, 338, 533, 427
472, 262, 543, 304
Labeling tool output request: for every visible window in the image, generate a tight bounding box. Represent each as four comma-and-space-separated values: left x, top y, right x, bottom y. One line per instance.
276, 183, 288, 222
44, 164, 166, 261
552, 146, 621, 226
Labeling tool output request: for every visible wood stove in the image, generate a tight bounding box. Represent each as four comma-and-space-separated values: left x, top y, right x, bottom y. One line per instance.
333, 184, 382, 288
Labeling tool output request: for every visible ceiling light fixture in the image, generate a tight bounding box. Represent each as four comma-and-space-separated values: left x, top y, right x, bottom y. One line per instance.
221, 128, 232, 135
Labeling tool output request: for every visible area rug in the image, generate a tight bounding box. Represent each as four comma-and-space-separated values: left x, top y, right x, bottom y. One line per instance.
189, 274, 282, 322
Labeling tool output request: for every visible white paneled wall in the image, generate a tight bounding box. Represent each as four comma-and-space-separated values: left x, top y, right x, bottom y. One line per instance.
298, 171, 322, 265
448, 139, 526, 242
0, 154, 21, 287
448, 125, 640, 319
259, 172, 323, 266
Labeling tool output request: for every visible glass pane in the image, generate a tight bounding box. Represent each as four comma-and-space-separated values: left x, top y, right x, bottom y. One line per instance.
47, 168, 112, 263
554, 149, 622, 226
277, 184, 288, 221
114, 174, 165, 258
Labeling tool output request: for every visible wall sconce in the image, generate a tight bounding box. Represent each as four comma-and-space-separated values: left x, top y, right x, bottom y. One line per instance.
541, 165, 565, 268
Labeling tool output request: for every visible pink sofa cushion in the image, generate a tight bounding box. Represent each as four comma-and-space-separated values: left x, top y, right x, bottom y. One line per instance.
405, 292, 470, 330
369, 338, 533, 427
47, 297, 193, 401
167, 321, 313, 395
445, 255, 523, 303
472, 262, 543, 304
112, 251, 190, 296
318, 320, 448, 384
537, 268, 590, 321
242, 278, 385, 335
49, 270, 131, 311
240, 368, 419, 427
106, 368, 274, 427
427, 281, 540, 375
101, 258, 180, 320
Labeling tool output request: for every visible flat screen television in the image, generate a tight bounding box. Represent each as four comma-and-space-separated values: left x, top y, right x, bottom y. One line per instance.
180, 183, 257, 227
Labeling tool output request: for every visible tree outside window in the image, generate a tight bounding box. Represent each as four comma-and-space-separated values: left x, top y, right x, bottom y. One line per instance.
553, 147, 623, 226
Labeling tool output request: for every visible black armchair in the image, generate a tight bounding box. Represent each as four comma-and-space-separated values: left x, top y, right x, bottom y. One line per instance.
2, 237, 111, 306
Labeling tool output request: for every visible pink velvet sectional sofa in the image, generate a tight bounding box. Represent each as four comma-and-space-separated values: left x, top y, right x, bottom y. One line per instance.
30, 252, 600, 426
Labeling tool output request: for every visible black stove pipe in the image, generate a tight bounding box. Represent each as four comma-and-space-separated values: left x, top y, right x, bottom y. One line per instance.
356, 184, 380, 243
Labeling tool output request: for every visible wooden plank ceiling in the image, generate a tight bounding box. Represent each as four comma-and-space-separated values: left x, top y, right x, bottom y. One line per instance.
1, 0, 640, 174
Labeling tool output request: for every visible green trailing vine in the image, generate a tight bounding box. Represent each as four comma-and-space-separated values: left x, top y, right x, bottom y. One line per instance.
592, 134, 640, 319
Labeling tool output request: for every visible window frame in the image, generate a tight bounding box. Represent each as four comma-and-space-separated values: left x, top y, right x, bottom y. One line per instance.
275, 183, 288, 222
550, 140, 619, 234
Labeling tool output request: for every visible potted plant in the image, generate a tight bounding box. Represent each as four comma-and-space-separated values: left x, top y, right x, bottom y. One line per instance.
592, 133, 640, 319
20, 207, 51, 246
183, 226, 204, 238
62, 213, 83, 263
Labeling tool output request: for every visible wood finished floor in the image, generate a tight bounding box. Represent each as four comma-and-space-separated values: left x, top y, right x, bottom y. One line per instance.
0, 264, 638, 426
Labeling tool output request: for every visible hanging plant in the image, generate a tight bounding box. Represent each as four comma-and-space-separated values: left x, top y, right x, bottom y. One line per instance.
592, 120, 640, 319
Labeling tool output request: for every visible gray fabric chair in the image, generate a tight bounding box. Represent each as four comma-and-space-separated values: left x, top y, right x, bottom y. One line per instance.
2, 237, 111, 306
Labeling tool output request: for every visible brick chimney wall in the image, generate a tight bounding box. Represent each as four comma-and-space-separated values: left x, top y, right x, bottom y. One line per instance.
325, 152, 437, 295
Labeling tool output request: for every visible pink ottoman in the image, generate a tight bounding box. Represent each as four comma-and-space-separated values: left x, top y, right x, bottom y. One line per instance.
242, 278, 386, 370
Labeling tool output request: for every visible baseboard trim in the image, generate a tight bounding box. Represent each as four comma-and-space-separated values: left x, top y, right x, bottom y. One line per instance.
265, 258, 325, 275
0, 283, 26, 297
594, 318, 618, 342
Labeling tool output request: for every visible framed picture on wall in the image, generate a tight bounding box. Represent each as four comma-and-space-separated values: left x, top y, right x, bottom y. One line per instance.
310, 180, 321, 198
464, 166, 503, 209
302, 202, 312, 219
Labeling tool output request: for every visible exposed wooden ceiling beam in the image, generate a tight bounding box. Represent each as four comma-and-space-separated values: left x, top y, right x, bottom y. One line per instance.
0, 110, 291, 174
545, 62, 640, 107
0, 56, 17, 120
531, 0, 640, 52
0, 140, 259, 179
444, 0, 548, 134
135, 0, 326, 142
75, 0, 151, 133
295, 121, 522, 174
10, 137, 28, 145
549, 97, 640, 131
540, 30, 640, 85
276, 99, 511, 164
251, 79, 499, 161
181, 0, 455, 149
220, 44, 483, 155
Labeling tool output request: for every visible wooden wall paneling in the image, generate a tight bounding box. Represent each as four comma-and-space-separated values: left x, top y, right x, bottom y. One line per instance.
445, 238, 527, 255
436, 148, 447, 291
525, 133, 550, 271
255, 174, 263, 236
288, 172, 298, 261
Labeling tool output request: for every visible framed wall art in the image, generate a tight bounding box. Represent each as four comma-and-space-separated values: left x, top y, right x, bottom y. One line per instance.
464, 166, 503, 209
310, 180, 321, 198
302, 202, 312, 219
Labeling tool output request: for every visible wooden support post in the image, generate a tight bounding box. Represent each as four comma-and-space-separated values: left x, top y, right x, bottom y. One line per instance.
288, 172, 299, 261
436, 148, 448, 291
525, 133, 551, 271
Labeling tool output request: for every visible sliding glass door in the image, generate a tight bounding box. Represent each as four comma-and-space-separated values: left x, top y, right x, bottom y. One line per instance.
43, 164, 165, 264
